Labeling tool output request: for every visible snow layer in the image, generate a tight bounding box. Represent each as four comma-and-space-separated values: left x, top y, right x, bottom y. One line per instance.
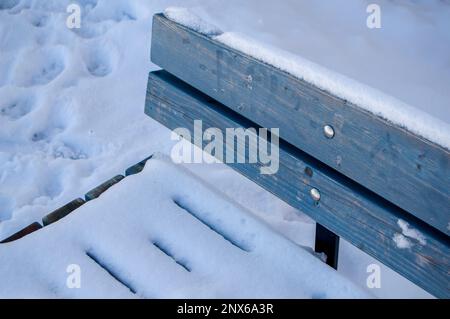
164, 7, 221, 36
393, 233, 413, 250
0, 155, 368, 298
164, 5, 450, 149
0, 0, 434, 298
216, 32, 450, 149
396, 219, 426, 246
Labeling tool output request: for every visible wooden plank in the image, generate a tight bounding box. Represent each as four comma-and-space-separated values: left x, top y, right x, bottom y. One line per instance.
85, 175, 125, 201
151, 13, 450, 236
145, 70, 450, 298
125, 155, 153, 176
0, 222, 42, 243
42, 198, 85, 226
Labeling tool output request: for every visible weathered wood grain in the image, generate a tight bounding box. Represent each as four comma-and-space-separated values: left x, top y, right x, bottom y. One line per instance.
42, 198, 85, 226
0, 222, 42, 243
151, 13, 450, 236
145, 70, 450, 298
85, 175, 125, 201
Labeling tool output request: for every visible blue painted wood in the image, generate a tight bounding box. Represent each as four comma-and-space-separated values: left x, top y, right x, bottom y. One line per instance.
145, 70, 450, 298
150, 13, 450, 236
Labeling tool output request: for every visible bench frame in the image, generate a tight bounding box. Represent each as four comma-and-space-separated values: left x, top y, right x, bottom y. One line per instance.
145, 14, 450, 298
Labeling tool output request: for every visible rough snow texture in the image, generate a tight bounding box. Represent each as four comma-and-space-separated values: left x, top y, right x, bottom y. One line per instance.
165, 6, 450, 150
393, 234, 413, 250
0, 0, 434, 298
163, 7, 222, 36
397, 219, 427, 246
0, 155, 368, 298
392, 219, 427, 249
215, 32, 450, 149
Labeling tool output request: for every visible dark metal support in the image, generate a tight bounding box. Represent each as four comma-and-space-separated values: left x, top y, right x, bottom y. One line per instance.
315, 223, 340, 269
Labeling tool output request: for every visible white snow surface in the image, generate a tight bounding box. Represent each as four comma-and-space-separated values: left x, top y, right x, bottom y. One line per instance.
164, 5, 450, 150
393, 233, 413, 250
0, 155, 368, 298
0, 0, 437, 298
164, 6, 221, 36
216, 32, 450, 149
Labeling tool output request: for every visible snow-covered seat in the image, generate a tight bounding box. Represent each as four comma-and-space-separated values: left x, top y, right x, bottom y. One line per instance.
0, 155, 367, 298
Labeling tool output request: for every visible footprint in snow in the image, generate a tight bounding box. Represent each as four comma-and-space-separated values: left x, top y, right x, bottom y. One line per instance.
71, 21, 110, 39
0, 94, 35, 121
52, 142, 88, 161
0, 0, 20, 11
86, 0, 137, 23
31, 126, 66, 143
70, 0, 137, 39
77, 0, 99, 11
12, 47, 66, 87
82, 43, 119, 77
30, 96, 75, 144
28, 12, 50, 28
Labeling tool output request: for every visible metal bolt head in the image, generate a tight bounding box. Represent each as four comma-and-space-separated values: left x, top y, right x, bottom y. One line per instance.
323, 125, 335, 139
310, 188, 321, 202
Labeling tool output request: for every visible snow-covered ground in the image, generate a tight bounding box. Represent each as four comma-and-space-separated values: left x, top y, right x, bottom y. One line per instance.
1, 0, 447, 298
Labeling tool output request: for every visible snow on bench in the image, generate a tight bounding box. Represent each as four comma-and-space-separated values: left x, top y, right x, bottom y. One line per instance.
154, 8, 450, 237
163, 7, 450, 150
0, 155, 367, 298
145, 9, 450, 298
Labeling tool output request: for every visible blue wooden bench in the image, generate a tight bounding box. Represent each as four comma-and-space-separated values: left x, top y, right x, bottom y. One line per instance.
144, 13, 450, 298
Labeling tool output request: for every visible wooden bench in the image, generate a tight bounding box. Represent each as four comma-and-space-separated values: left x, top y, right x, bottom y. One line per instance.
144, 13, 450, 298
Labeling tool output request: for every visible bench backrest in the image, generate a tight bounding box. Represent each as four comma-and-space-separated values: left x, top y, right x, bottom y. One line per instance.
146, 13, 450, 298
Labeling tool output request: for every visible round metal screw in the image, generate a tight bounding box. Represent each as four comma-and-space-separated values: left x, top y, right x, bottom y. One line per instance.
323, 125, 335, 139
310, 188, 321, 202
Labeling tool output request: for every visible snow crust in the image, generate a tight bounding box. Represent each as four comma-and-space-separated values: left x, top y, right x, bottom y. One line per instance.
0, 155, 368, 298
215, 32, 450, 149
165, 6, 450, 149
